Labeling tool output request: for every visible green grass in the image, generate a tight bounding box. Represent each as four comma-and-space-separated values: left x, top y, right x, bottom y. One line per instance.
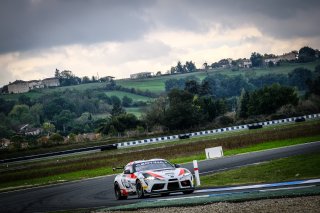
201, 151, 320, 187
125, 107, 144, 118
170, 135, 320, 164
0, 167, 114, 190
105, 91, 154, 102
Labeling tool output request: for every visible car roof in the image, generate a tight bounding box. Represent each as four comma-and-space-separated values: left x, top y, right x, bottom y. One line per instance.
126, 158, 167, 166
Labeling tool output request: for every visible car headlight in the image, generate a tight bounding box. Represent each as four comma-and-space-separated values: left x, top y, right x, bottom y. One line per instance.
143, 173, 160, 181
181, 169, 192, 177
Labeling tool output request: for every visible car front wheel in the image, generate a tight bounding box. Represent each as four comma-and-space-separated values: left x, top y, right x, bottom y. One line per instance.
136, 180, 145, 199
114, 183, 127, 200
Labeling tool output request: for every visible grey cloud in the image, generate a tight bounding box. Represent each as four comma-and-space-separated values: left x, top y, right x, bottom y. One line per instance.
148, 0, 320, 39
1, 0, 320, 54
0, 0, 154, 53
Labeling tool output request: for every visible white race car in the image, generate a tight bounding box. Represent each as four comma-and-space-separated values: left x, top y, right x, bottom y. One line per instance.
113, 159, 194, 199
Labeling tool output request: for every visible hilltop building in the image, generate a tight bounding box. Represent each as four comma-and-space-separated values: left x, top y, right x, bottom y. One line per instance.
7, 80, 30, 94
6, 78, 60, 94
130, 72, 153, 79
42, 78, 60, 87
239, 59, 252, 68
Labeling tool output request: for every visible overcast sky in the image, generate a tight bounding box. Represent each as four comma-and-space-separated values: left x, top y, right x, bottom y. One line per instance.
1, 0, 320, 86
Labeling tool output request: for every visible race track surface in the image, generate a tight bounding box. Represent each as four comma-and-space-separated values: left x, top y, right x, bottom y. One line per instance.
0, 141, 319, 213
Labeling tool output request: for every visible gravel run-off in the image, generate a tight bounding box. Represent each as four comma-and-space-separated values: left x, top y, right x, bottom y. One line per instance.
101, 195, 320, 213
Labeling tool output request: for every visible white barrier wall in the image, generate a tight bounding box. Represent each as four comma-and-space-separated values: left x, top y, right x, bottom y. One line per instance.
205, 146, 224, 159
117, 113, 320, 148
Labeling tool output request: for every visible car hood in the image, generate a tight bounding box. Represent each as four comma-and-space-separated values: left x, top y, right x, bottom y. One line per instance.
142, 168, 187, 179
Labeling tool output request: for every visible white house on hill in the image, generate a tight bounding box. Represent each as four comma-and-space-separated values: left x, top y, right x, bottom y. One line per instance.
42, 78, 60, 87
6, 78, 60, 94
7, 80, 30, 94
130, 72, 153, 79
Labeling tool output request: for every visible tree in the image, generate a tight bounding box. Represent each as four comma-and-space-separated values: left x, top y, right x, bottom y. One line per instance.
249, 74, 288, 88
9, 104, 33, 124
111, 102, 125, 117
237, 89, 250, 118
54, 69, 60, 78
288, 68, 312, 90
307, 76, 320, 96
250, 52, 264, 67
18, 95, 32, 106
298, 46, 316, 62
122, 96, 133, 107
30, 103, 44, 126
142, 96, 168, 128
0, 98, 15, 115
248, 84, 298, 116
43, 122, 55, 135
164, 89, 200, 130
82, 76, 91, 84
184, 80, 200, 94
53, 110, 76, 133
100, 113, 140, 135
165, 79, 186, 92
176, 61, 185, 73
196, 97, 226, 122
185, 61, 197, 72
0, 113, 14, 138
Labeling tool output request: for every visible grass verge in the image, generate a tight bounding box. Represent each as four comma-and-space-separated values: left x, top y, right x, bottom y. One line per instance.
170, 135, 320, 164
201, 151, 320, 187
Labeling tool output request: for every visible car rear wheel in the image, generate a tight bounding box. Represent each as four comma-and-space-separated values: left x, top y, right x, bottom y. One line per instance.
114, 183, 127, 200
136, 180, 145, 199
183, 190, 194, 194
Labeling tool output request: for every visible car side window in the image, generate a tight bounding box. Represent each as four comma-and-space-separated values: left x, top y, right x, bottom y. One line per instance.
124, 165, 133, 174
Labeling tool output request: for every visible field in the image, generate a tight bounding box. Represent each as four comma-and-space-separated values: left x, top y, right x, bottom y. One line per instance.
105, 91, 154, 102
0, 120, 319, 191
201, 151, 320, 186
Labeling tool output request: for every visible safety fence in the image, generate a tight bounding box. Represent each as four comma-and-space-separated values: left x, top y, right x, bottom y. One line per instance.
117, 113, 320, 148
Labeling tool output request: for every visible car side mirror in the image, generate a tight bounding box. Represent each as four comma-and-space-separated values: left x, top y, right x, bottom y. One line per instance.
124, 169, 131, 174
174, 164, 181, 168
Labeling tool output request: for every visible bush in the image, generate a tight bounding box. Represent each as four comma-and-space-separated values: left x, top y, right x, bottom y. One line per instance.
49, 133, 64, 143
215, 115, 234, 126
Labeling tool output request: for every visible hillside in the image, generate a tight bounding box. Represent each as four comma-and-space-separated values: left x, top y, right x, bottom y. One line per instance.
1, 60, 319, 101
118, 61, 319, 94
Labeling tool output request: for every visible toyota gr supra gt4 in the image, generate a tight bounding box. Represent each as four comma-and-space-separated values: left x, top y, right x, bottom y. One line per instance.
113, 159, 194, 199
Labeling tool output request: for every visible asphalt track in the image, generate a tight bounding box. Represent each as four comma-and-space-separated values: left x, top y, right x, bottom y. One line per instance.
0, 141, 320, 213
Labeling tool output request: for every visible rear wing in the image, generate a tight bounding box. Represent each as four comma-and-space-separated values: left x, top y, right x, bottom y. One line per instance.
112, 166, 124, 171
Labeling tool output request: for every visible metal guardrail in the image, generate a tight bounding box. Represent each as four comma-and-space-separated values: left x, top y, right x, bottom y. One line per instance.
0, 144, 117, 164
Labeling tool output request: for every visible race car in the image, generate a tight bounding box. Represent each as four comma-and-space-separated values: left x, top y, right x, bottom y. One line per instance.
113, 159, 194, 200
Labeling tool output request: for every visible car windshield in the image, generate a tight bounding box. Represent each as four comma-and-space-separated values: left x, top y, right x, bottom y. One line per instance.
134, 160, 174, 172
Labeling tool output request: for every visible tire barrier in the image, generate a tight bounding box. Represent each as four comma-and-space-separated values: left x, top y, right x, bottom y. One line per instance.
179, 134, 191, 139
248, 124, 263, 130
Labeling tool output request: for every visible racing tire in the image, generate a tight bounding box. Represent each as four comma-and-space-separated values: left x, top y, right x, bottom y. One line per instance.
136, 180, 145, 199
183, 190, 194, 194
114, 183, 127, 200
